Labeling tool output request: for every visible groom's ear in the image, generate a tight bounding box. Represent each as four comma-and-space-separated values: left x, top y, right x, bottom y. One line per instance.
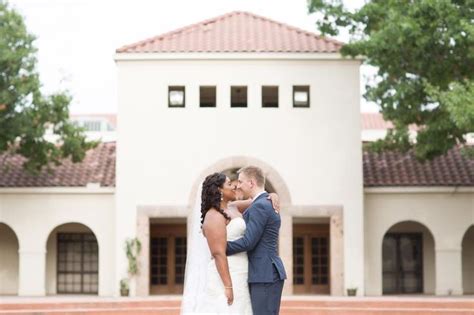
249, 179, 255, 188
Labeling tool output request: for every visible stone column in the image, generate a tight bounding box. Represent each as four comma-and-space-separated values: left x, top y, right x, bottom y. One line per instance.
435, 248, 463, 295
136, 213, 150, 296
280, 213, 293, 295
330, 213, 344, 295
18, 249, 46, 296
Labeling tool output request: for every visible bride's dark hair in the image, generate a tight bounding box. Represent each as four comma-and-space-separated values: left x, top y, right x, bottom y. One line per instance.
201, 172, 231, 225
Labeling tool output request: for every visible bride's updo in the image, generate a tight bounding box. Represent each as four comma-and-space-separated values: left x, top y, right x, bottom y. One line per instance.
201, 172, 231, 225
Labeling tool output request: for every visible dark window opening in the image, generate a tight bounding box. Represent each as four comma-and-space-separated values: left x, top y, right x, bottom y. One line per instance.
200, 86, 216, 107
231, 86, 247, 108
262, 86, 278, 108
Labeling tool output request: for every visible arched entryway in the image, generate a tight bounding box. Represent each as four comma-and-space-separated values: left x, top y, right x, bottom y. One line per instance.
148, 162, 283, 295
462, 225, 474, 295
0, 223, 19, 295
382, 221, 435, 295
45, 223, 99, 295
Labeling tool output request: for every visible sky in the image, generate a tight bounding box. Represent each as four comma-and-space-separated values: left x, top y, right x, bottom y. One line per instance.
8, 0, 378, 114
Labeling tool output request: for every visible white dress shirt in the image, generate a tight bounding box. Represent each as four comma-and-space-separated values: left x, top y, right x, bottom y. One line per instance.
252, 190, 267, 202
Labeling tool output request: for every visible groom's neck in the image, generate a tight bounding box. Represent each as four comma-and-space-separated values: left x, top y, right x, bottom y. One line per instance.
250, 188, 265, 200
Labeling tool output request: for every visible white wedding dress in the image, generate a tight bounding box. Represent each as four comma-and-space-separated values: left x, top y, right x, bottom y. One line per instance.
195, 216, 253, 315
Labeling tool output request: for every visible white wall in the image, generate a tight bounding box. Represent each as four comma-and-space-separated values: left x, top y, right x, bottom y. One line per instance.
0, 190, 115, 296
364, 189, 474, 296
116, 56, 364, 294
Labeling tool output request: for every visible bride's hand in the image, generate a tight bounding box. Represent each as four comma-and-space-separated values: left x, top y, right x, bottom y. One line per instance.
267, 193, 280, 213
225, 287, 234, 305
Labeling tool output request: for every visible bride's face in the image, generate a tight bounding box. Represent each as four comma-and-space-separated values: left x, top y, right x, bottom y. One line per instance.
231, 179, 244, 200
220, 176, 237, 202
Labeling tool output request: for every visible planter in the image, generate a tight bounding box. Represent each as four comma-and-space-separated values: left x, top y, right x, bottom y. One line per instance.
347, 288, 357, 296
120, 288, 129, 297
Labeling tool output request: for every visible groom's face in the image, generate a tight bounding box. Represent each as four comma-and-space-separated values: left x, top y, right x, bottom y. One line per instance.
237, 172, 252, 199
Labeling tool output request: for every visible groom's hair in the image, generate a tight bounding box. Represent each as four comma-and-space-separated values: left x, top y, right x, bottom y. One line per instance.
238, 166, 265, 188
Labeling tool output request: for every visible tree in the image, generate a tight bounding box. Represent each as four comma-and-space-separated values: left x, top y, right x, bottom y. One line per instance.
0, 1, 96, 173
309, 0, 474, 160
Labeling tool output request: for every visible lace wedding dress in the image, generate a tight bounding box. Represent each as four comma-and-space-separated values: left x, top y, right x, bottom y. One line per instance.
195, 216, 253, 314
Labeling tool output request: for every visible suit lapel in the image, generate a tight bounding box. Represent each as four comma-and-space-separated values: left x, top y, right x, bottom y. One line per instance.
243, 192, 268, 222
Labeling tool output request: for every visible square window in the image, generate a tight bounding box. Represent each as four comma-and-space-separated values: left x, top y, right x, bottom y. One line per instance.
200, 86, 216, 107
168, 86, 185, 107
293, 86, 310, 107
231, 86, 247, 108
262, 86, 278, 108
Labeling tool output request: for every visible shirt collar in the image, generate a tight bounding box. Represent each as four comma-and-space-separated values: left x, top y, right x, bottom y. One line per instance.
252, 190, 267, 202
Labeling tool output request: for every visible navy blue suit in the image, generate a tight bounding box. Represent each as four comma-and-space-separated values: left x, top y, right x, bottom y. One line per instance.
227, 192, 286, 315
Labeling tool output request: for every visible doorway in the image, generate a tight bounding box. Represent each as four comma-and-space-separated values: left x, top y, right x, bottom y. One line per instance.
149, 223, 187, 294
383, 233, 423, 294
293, 224, 330, 294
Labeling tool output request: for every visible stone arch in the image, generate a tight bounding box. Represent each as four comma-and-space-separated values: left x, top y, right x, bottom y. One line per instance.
381, 220, 436, 295
45, 222, 99, 295
188, 156, 291, 209
461, 225, 474, 295
44, 221, 101, 251
0, 222, 20, 295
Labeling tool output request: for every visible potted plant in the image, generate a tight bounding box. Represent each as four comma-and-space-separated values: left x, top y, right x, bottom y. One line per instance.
120, 278, 129, 296
347, 287, 357, 296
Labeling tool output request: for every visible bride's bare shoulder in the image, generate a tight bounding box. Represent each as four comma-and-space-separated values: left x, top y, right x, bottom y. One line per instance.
203, 208, 227, 225
202, 209, 227, 237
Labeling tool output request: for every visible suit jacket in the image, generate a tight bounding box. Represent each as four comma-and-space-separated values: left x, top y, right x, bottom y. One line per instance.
226, 192, 287, 283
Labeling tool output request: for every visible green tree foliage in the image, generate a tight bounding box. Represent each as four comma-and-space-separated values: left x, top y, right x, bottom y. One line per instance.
0, 1, 96, 173
309, 0, 474, 160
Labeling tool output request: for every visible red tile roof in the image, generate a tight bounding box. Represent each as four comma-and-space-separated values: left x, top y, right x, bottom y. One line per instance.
361, 112, 419, 131
363, 146, 474, 187
1, 142, 472, 188
0, 142, 115, 188
361, 113, 394, 130
117, 11, 343, 54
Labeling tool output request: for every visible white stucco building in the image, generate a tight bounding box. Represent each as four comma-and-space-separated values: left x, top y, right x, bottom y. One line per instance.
1, 11, 472, 298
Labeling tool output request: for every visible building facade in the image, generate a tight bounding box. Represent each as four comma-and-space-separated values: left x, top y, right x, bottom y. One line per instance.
0, 12, 472, 298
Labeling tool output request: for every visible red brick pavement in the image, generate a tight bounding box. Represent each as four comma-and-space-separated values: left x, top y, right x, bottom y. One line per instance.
0, 296, 473, 315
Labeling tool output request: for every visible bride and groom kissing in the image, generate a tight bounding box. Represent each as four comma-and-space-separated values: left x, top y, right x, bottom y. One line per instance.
182, 166, 287, 315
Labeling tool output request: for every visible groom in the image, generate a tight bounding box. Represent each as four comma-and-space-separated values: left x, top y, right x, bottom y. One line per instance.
227, 166, 287, 315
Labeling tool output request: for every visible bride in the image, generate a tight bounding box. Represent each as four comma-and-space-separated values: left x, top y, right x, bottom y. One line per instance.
181, 172, 279, 314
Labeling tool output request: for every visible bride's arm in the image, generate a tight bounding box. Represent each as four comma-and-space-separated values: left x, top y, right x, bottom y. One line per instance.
229, 199, 252, 213
203, 210, 234, 305
229, 193, 280, 213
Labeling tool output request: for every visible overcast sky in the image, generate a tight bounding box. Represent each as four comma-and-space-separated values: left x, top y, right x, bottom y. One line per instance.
8, 0, 378, 114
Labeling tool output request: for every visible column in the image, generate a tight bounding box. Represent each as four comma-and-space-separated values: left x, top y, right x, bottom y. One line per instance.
435, 248, 463, 295
136, 213, 150, 296
330, 213, 344, 295
18, 249, 46, 296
